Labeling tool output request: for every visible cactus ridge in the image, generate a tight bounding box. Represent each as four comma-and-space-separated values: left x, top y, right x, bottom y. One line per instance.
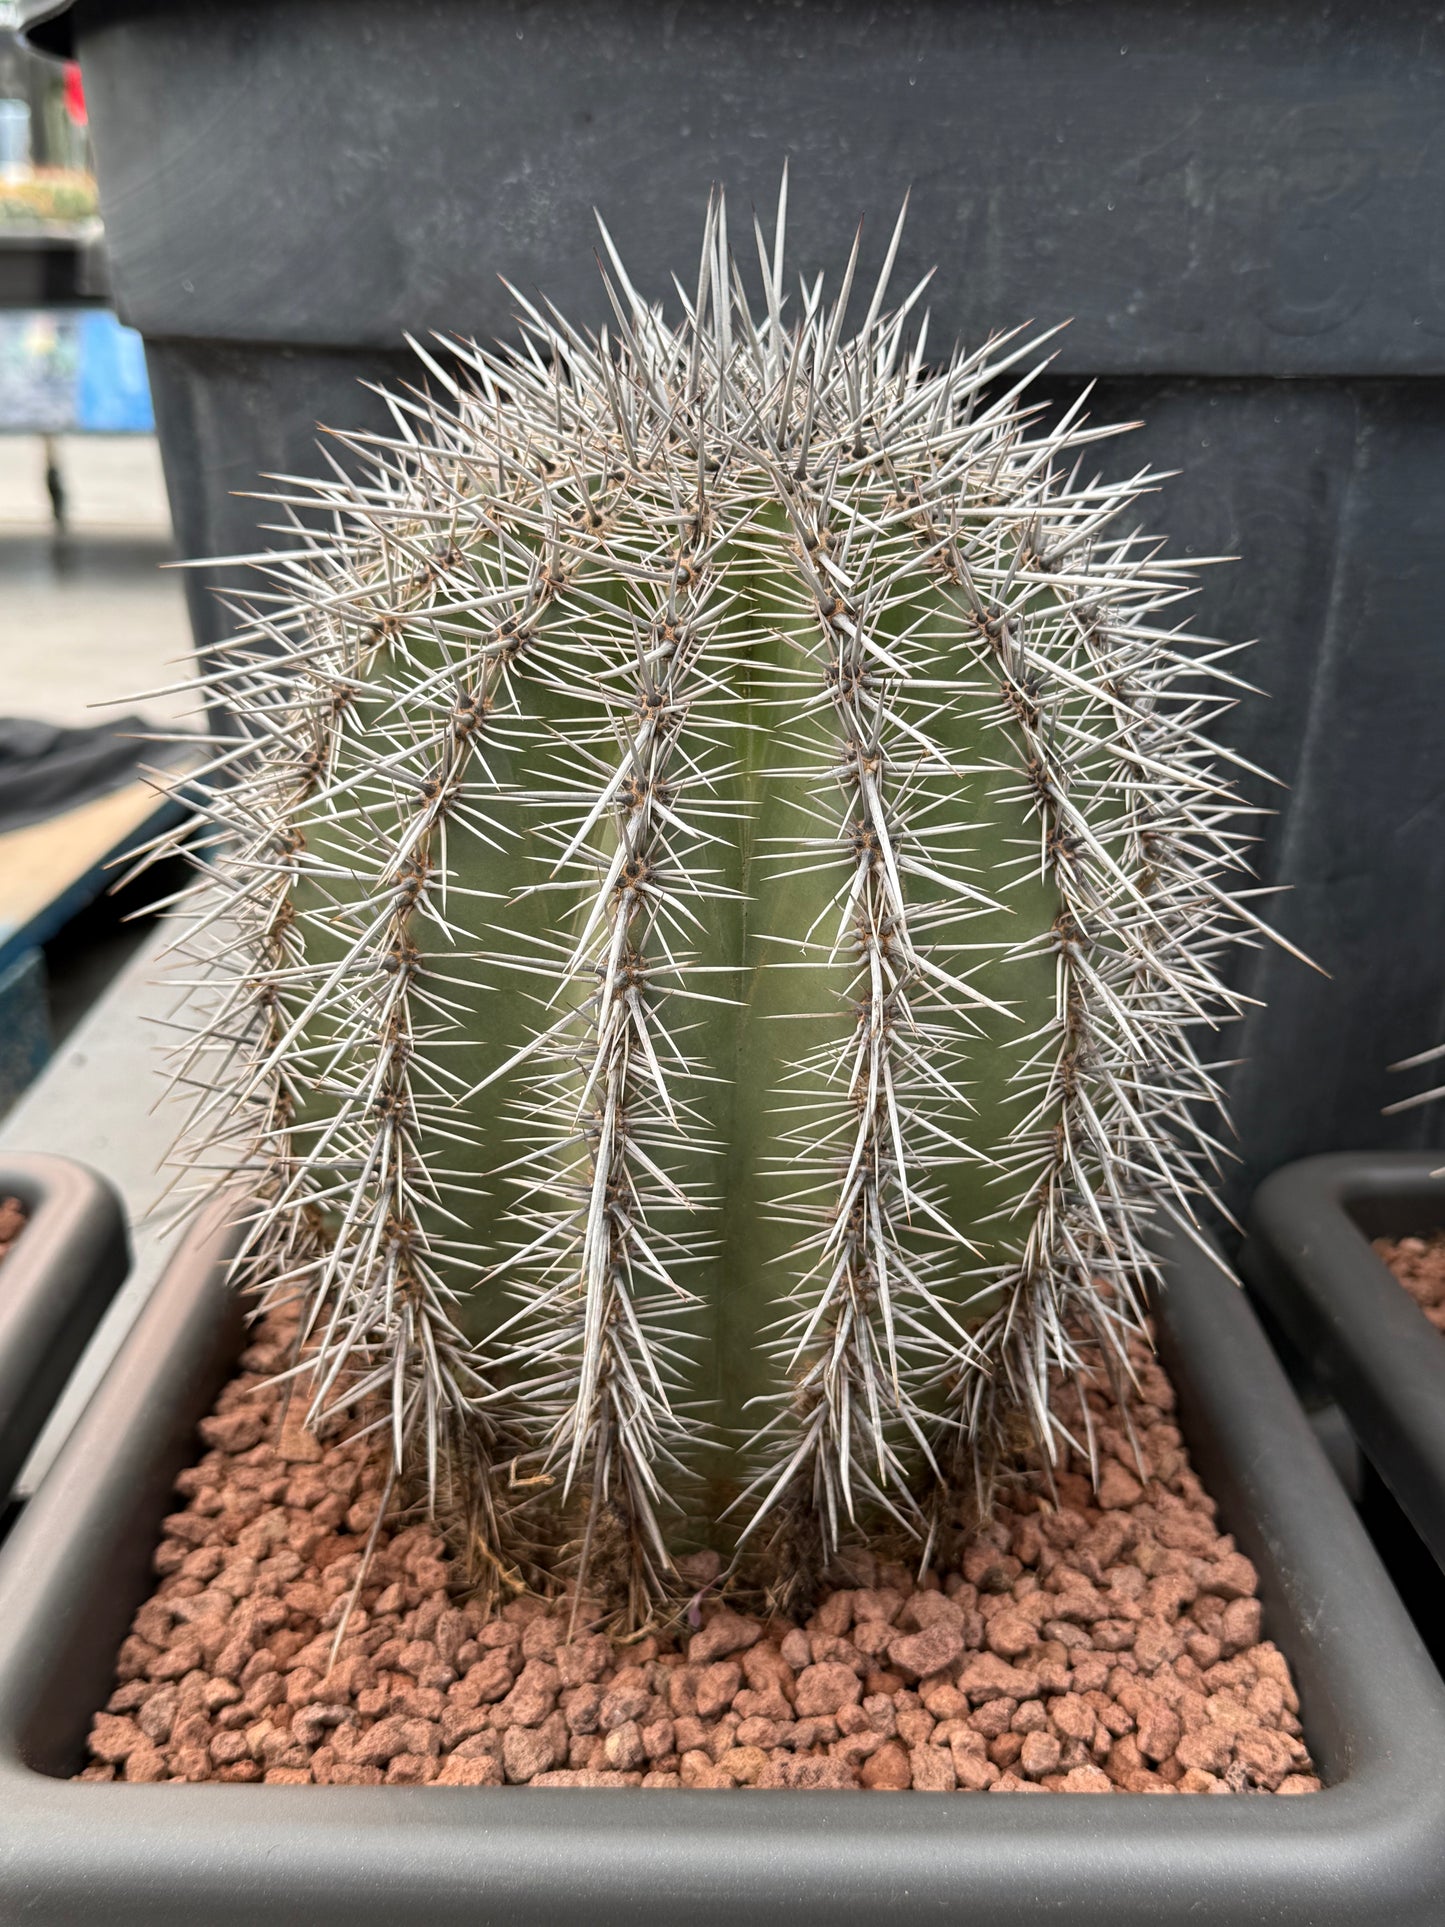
143, 182, 1293, 1613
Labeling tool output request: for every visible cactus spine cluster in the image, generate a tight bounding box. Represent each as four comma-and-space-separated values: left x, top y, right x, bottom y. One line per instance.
155, 185, 1286, 1618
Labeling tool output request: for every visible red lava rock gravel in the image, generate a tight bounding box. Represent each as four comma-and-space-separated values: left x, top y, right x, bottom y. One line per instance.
77, 1305, 1320, 1794
1375, 1232, 1445, 1335
0, 1197, 26, 1269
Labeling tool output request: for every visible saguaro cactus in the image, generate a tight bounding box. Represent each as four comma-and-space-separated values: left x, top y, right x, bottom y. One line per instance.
156, 187, 1290, 1618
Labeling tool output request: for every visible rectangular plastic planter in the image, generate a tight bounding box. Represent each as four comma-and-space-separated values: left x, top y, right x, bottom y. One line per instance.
0, 1200, 1443, 1924
1244, 1151, 1445, 1578
26, 0, 1445, 1221
0, 1152, 128, 1506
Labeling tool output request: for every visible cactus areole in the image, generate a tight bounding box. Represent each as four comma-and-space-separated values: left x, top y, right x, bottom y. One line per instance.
160, 185, 1292, 1621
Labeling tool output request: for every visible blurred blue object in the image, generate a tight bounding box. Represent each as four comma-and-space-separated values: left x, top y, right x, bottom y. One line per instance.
0, 307, 151, 432
74, 310, 150, 430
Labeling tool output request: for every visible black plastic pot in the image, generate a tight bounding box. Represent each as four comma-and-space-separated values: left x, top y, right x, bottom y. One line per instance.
25, 0, 1445, 1220
0, 1153, 128, 1507
1243, 1153, 1445, 1581
0, 1199, 1443, 1924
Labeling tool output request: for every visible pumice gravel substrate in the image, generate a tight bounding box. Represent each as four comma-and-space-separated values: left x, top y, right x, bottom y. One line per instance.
1375, 1232, 1445, 1336
0, 1198, 26, 1270
79, 1305, 1320, 1794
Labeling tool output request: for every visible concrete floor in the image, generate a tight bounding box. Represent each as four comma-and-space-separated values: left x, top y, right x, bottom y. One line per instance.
0, 435, 197, 727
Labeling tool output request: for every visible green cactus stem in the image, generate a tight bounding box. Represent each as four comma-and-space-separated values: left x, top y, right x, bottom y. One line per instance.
149, 182, 1298, 1619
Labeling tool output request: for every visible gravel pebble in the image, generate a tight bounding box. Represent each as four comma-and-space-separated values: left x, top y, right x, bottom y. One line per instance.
77, 1303, 1320, 1796
1377, 1233, 1445, 1334
0, 1198, 26, 1268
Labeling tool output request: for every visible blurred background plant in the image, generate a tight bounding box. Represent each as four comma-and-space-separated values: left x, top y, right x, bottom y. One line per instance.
0, 7, 93, 212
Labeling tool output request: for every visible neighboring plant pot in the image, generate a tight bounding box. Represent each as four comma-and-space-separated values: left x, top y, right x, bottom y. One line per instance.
1, 1203, 1443, 1923
0, 1153, 128, 1506
28, 0, 1445, 1218
1243, 1152, 1445, 1580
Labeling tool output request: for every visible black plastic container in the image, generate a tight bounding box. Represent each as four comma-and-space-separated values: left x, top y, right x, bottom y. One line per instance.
27, 0, 1445, 1221
0, 1196, 1442, 1925
1243, 1153, 1445, 1580
0, 1153, 128, 1506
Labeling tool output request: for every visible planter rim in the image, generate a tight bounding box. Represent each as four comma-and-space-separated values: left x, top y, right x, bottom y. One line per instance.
1243, 1149, 1445, 1574
37, 0, 1445, 379
0, 1196, 1443, 1922
0, 1152, 129, 1508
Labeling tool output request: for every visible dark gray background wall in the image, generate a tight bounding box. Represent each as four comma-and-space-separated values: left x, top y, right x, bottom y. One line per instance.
62, 0, 1445, 1219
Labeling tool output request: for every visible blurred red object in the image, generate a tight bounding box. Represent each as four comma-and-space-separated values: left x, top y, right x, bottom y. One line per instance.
64, 64, 88, 128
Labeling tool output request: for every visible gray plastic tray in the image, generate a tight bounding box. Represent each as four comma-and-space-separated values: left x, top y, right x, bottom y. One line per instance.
0, 1194, 1442, 1922
0, 1152, 128, 1506
1244, 1151, 1445, 1576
